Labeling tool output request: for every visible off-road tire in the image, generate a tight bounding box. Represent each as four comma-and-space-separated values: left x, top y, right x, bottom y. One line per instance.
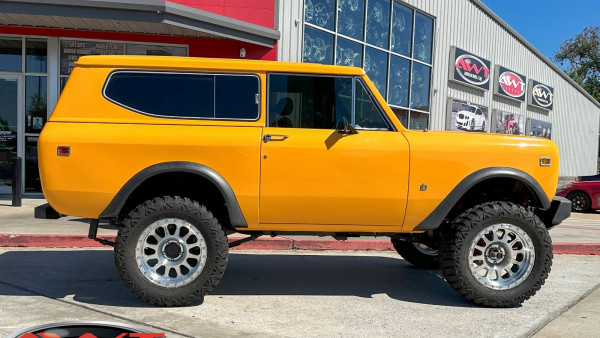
391, 238, 439, 269
440, 201, 552, 307
567, 191, 591, 213
114, 196, 229, 306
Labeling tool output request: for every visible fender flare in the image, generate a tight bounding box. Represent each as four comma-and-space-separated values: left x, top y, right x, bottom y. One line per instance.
414, 167, 551, 231
99, 161, 247, 227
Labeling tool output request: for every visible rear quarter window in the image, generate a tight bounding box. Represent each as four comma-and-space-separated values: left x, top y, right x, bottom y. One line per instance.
103, 71, 259, 120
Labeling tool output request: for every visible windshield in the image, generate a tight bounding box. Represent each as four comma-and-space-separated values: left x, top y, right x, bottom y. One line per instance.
464, 105, 477, 113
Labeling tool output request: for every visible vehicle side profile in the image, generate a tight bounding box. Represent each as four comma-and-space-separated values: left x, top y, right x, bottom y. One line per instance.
556, 179, 600, 212
455, 104, 486, 131
36, 56, 570, 308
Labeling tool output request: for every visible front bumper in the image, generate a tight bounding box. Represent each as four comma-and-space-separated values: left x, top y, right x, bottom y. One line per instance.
539, 196, 571, 229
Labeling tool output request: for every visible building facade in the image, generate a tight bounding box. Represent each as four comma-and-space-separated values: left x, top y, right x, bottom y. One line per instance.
0, 0, 598, 195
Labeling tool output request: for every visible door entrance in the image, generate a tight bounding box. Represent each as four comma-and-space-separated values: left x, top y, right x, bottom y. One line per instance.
0, 76, 21, 195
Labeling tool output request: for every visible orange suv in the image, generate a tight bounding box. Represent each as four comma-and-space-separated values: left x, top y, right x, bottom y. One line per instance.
36, 55, 571, 307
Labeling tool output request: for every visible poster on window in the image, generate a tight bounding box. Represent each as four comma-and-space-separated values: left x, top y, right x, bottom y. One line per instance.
446, 98, 488, 132
125, 44, 187, 56
492, 110, 525, 135
60, 40, 124, 75
528, 119, 552, 139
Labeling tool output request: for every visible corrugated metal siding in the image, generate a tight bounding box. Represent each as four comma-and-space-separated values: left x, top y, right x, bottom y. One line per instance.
279, 0, 600, 176
277, 0, 303, 62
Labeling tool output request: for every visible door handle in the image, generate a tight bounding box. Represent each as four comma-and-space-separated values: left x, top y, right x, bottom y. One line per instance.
264, 134, 289, 142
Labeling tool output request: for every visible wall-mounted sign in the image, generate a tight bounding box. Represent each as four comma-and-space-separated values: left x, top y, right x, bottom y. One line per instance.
528, 80, 554, 110
60, 40, 124, 75
491, 110, 525, 135
527, 118, 552, 140
449, 47, 491, 90
494, 66, 526, 102
446, 98, 489, 132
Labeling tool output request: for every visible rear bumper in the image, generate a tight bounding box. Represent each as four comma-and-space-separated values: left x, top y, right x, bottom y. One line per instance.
539, 196, 571, 229
34, 203, 61, 219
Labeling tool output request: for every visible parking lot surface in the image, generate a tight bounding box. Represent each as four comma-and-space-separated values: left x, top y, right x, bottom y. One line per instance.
0, 248, 599, 337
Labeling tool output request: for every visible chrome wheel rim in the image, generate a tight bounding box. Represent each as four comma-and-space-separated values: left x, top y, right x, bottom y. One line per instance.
468, 223, 535, 290
136, 218, 207, 288
412, 242, 438, 256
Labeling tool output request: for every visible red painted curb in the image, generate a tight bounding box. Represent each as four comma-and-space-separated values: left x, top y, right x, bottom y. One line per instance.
0, 234, 598, 255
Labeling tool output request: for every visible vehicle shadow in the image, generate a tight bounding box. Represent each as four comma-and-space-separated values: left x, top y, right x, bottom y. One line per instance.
0, 250, 473, 308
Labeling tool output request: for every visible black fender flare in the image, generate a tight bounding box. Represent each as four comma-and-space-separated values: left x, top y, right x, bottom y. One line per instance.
99, 161, 247, 227
413, 167, 551, 231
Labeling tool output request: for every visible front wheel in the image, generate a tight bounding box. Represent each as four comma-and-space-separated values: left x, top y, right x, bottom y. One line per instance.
567, 191, 591, 212
440, 201, 552, 307
114, 196, 229, 306
391, 238, 439, 269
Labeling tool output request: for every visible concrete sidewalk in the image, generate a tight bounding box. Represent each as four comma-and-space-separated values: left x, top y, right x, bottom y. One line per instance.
1, 198, 599, 254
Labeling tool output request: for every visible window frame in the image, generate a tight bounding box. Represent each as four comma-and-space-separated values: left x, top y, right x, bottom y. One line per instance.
102, 70, 261, 121
266, 72, 395, 131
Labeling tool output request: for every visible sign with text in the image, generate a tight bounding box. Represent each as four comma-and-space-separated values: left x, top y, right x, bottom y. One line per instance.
449, 47, 491, 90
60, 40, 124, 75
494, 65, 527, 101
528, 79, 554, 110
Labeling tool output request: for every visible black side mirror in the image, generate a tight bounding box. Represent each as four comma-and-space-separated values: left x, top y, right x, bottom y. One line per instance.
337, 117, 358, 135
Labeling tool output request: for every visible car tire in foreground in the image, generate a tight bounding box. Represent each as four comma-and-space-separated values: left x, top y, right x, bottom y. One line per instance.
391, 238, 439, 269
567, 191, 592, 213
114, 196, 229, 306
440, 201, 552, 307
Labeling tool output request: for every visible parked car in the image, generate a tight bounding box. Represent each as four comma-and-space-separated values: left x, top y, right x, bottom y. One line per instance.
556, 180, 600, 212
455, 104, 486, 131
577, 174, 600, 182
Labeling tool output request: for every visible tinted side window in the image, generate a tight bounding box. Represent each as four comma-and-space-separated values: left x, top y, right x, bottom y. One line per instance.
268, 74, 352, 129
104, 72, 259, 120
355, 80, 390, 130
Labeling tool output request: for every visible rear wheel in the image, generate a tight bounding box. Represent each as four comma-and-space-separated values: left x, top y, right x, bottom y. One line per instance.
114, 196, 229, 306
567, 191, 591, 212
440, 201, 552, 307
391, 238, 439, 269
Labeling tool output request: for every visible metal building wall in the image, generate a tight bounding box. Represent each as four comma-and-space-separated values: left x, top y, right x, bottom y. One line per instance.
278, 0, 600, 177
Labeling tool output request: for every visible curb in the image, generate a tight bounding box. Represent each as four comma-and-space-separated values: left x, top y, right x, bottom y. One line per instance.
0, 234, 599, 255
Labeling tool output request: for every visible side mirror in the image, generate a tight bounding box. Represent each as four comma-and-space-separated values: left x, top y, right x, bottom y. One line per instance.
337, 117, 358, 135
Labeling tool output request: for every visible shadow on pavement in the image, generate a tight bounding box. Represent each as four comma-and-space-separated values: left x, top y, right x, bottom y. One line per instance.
0, 250, 473, 308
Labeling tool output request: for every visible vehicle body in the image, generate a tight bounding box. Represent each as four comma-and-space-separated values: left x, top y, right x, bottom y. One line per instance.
577, 174, 600, 182
557, 179, 600, 212
455, 104, 486, 131
36, 55, 570, 308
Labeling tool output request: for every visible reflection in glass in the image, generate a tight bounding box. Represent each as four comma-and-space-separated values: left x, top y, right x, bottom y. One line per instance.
25, 136, 41, 193
26, 39, 47, 73
388, 55, 410, 107
336, 37, 363, 67
303, 26, 334, 65
0, 78, 18, 194
305, 0, 335, 31
409, 111, 429, 130
366, 0, 390, 49
337, 0, 364, 40
0, 38, 22, 72
60, 77, 68, 93
25, 76, 47, 134
414, 13, 433, 63
391, 2, 412, 56
410, 62, 430, 111
392, 108, 408, 127
355, 80, 389, 130
364, 47, 387, 98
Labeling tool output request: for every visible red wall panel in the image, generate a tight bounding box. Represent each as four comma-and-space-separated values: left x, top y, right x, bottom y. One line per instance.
167, 0, 275, 28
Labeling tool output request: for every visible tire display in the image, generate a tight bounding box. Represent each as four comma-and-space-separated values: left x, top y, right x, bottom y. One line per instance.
114, 196, 229, 306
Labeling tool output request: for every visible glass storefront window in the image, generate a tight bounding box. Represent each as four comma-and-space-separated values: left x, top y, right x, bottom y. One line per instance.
391, 2, 413, 57
366, 0, 390, 49
365, 47, 388, 98
413, 12, 433, 63
410, 62, 430, 111
409, 110, 429, 130
337, 0, 365, 40
25, 136, 41, 192
392, 108, 408, 127
126, 43, 187, 56
303, 25, 334, 65
25, 76, 47, 134
26, 39, 47, 73
305, 0, 335, 31
0, 38, 22, 72
336, 37, 363, 67
388, 55, 410, 107
0, 78, 18, 194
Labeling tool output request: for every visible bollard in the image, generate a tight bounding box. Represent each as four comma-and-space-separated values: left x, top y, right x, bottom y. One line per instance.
12, 157, 22, 207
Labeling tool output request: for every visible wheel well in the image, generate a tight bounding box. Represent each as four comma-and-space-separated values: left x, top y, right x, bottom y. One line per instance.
117, 172, 231, 229
445, 177, 541, 222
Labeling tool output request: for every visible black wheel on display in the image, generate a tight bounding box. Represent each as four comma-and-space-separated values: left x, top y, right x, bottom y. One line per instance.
440, 201, 552, 307
114, 196, 229, 306
470, 119, 475, 131
391, 238, 439, 269
567, 191, 592, 213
